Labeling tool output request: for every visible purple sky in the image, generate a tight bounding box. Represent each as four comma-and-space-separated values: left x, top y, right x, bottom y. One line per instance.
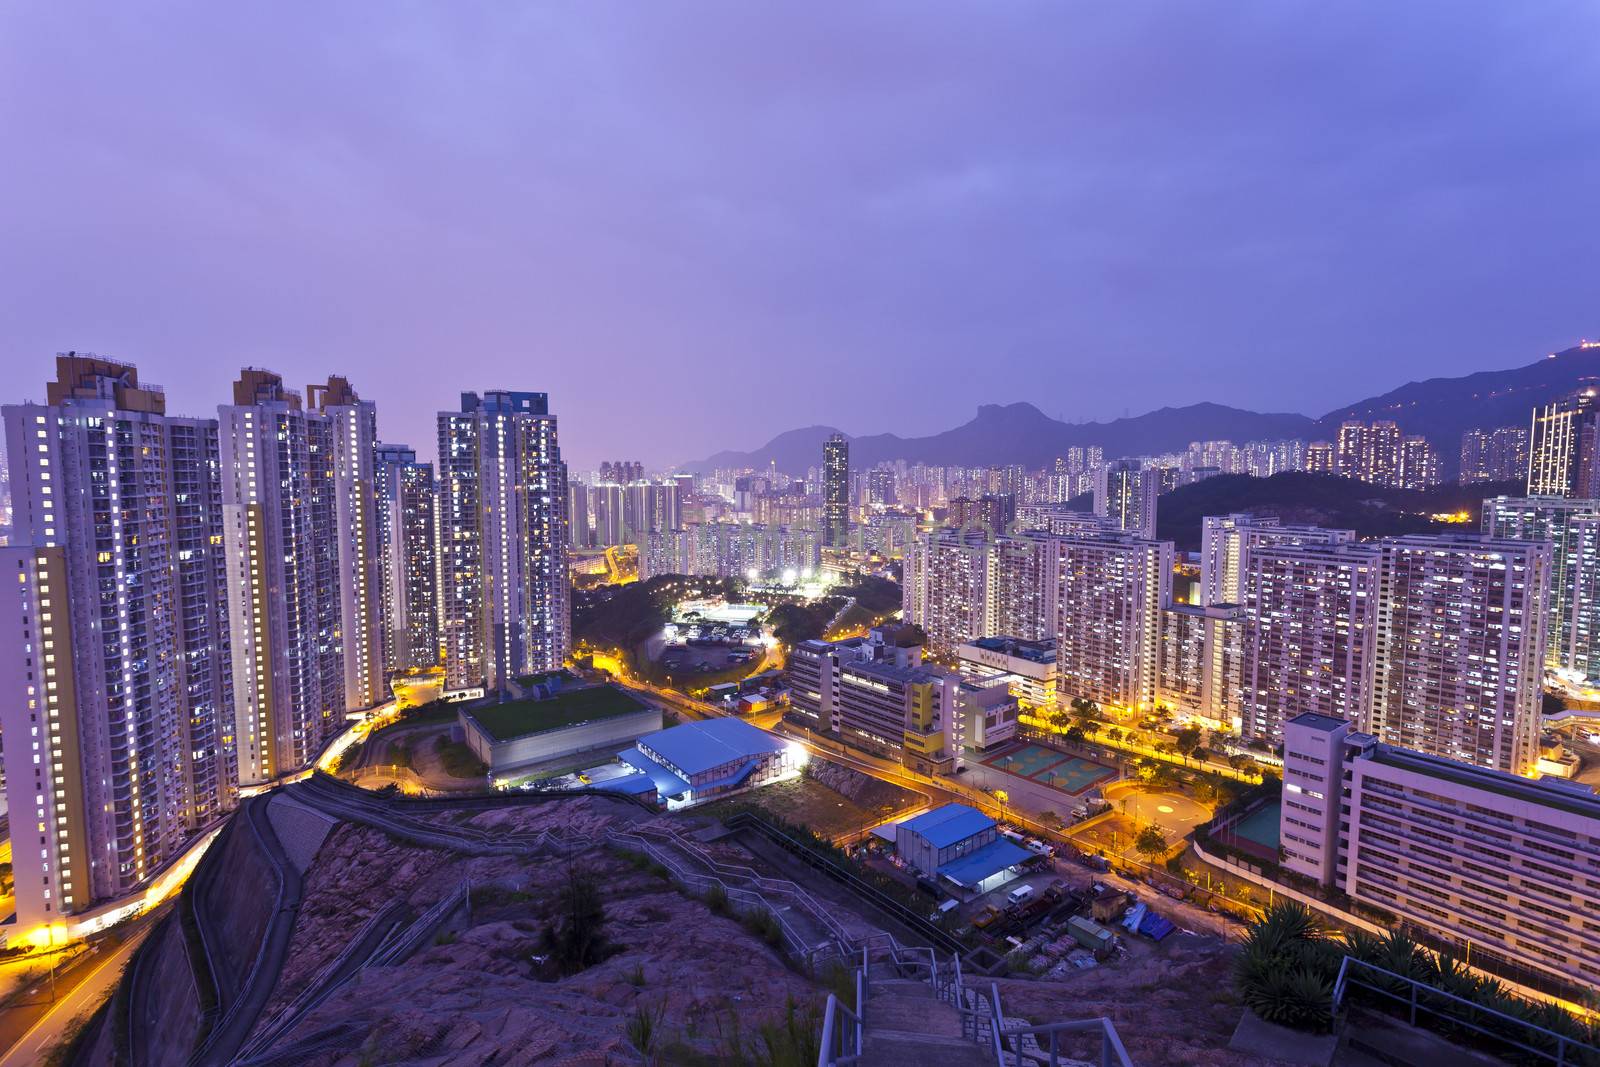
3, 4, 1598, 470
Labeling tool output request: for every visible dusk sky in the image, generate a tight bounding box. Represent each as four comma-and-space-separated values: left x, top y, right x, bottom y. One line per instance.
3, 4, 1598, 470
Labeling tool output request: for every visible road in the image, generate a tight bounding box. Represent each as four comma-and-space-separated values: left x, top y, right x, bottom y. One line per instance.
0, 919, 154, 1067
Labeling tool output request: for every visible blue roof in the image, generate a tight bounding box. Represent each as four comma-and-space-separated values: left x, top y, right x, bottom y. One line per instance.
596, 773, 659, 797
936, 839, 1032, 887
634, 717, 785, 778
900, 803, 995, 849
618, 748, 691, 798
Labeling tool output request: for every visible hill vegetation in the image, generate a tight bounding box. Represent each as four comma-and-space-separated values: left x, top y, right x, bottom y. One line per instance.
1155, 473, 1522, 551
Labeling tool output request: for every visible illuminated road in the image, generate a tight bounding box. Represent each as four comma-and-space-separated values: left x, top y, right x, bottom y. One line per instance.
0, 919, 154, 1067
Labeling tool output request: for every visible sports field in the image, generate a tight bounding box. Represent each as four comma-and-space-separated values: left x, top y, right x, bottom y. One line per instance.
982, 743, 1115, 796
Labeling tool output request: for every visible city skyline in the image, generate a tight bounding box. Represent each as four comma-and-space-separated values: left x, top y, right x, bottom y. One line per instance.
4, 5, 1599, 469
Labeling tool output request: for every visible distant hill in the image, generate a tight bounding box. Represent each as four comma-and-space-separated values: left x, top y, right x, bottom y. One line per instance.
683, 341, 1600, 476
1153, 472, 1523, 552
1312, 342, 1600, 473
682, 401, 1314, 474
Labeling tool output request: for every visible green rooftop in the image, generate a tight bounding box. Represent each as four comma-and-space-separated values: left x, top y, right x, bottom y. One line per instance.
467, 686, 651, 743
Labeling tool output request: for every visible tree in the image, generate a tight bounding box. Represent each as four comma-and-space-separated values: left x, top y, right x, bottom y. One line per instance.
1173, 725, 1203, 764
542, 866, 611, 974
1133, 825, 1169, 863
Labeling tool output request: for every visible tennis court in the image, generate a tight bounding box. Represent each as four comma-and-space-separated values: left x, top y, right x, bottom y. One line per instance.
1033, 756, 1115, 794
984, 744, 1066, 778
981, 743, 1116, 796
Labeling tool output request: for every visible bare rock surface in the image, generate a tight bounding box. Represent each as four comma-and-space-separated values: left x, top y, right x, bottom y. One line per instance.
254, 796, 826, 1064
988, 936, 1296, 1067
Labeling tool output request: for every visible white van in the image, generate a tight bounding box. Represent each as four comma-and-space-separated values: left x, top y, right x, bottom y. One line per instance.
1006, 884, 1035, 907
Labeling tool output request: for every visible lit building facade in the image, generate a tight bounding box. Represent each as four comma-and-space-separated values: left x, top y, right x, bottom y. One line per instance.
1236, 540, 1382, 748
1460, 426, 1529, 485
1527, 389, 1600, 498
309, 377, 386, 711
1050, 535, 1172, 713
1367, 535, 1549, 776
437, 390, 569, 694
1, 355, 238, 929
823, 433, 849, 547
376, 443, 439, 672
1093, 460, 1158, 539
220, 369, 344, 783
1282, 713, 1600, 994
1482, 495, 1600, 677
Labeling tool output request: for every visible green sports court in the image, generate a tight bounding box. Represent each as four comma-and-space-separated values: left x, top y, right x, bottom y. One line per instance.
981, 743, 1115, 795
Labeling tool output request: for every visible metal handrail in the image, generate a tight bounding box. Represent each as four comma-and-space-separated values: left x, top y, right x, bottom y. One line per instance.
995, 1018, 1134, 1067
1331, 955, 1599, 1066
988, 983, 1009, 1063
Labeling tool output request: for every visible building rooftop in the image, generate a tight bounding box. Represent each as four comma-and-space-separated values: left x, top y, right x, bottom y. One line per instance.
1287, 712, 1352, 734
843, 658, 954, 686
634, 717, 785, 778
1366, 743, 1600, 821
963, 636, 1056, 664
936, 838, 1032, 888
466, 685, 650, 742
900, 803, 995, 849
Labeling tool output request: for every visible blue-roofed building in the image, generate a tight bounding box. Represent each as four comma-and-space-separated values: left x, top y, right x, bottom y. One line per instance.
611, 717, 797, 810
894, 802, 1030, 894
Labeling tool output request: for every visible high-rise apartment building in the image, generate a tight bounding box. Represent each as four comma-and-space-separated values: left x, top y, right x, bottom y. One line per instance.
308, 377, 386, 711
902, 527, 992, 659
1460, 426, 1530, 484
436, 390, 569, 694
1236, 540, 1382, 747
1396, 435, 1440, 490
1305, 441, 1334, 475
1282, 714, 1600, 993
1368, 535, 1549, 776
375, 444, 438, 673
1335, 419, 1404, 487
1050, 534, 1172, 712
1199, 514, 1356, 606
823, 433, 849, 547
1093, 459, 1159, 539
1482, 495, 1599, 676
1527, 389, 1600, 498
220, 369, 344, 784
1, 355, 238, 929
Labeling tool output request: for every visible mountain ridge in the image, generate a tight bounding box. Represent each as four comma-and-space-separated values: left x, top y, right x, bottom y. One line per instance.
681, 342, 1600, 474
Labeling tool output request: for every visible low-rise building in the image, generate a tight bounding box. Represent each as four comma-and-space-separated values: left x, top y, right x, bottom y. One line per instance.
460, 684, 662, 778
957, 636, 1057, 710
615, 717, 796, 810
893, 803, 1032, 894
959, 676, 1020, 751
787, 625, 964, 773
1282, 712, 1600, 993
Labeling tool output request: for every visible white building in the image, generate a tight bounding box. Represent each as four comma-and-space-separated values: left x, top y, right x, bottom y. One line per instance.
1093, 460, 1159, 540
1237, 540, 1382, 748
1282, 713, 1600, 993
956, 635, 1058, 710
1051, 534, 1172, 714
1199, 513, 1354, 606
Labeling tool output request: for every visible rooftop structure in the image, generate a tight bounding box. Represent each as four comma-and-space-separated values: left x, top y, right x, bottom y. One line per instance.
620, 717, 795, 809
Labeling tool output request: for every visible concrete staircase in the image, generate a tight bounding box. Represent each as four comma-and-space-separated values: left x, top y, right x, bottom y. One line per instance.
860, 969, 992, 1067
